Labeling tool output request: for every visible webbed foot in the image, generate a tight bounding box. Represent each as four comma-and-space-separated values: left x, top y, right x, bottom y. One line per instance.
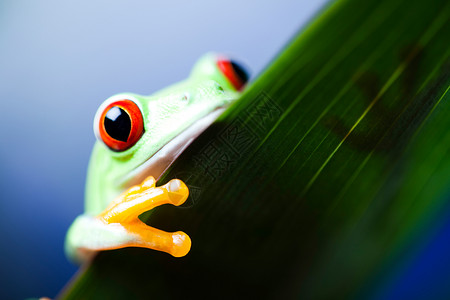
96, 176, 191, 257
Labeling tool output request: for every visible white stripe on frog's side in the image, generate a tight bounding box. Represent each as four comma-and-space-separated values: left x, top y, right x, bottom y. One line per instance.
118, 107, 226, 189
65, 214, 137, 263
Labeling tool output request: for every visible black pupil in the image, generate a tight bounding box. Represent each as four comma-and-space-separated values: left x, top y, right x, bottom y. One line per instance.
231, 61, 249, 84
104, 106, 131, 142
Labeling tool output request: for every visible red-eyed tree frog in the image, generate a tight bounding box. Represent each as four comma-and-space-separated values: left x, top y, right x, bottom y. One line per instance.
65, 53, 249, 263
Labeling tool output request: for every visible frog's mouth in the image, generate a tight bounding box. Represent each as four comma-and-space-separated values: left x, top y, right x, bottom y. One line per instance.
118, 108, 226, 189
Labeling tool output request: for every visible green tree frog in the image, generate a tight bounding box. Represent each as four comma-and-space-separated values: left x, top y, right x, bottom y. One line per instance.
65, 53, 249, 262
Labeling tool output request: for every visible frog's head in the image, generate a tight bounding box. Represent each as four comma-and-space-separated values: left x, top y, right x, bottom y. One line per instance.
85, 53, 249, 214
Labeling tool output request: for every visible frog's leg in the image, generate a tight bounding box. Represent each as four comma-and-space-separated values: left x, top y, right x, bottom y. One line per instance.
322, 44, 424, 153
121, 220, 191, 257
97, 176, 191, 257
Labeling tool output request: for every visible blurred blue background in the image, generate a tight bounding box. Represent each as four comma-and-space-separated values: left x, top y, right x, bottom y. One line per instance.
0, 0, 328, 298
3, 1, 450, 299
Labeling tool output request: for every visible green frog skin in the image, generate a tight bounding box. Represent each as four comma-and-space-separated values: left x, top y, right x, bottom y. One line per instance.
65, 53, 249, 262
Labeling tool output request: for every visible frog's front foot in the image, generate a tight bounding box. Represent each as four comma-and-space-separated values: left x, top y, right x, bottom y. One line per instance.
66, 176, 191, 262
95, 176, 191, 257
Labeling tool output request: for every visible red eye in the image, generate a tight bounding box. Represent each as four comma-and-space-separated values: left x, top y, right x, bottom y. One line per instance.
217, 59, 249, 91
97, 99, 144, 151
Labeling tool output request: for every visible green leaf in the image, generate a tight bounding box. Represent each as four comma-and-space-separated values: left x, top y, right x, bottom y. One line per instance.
59, 0, 450, 298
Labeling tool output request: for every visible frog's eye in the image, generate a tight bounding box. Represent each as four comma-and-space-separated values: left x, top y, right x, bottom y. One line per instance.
96, 99, 144, 151
217, 59, 249, 91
